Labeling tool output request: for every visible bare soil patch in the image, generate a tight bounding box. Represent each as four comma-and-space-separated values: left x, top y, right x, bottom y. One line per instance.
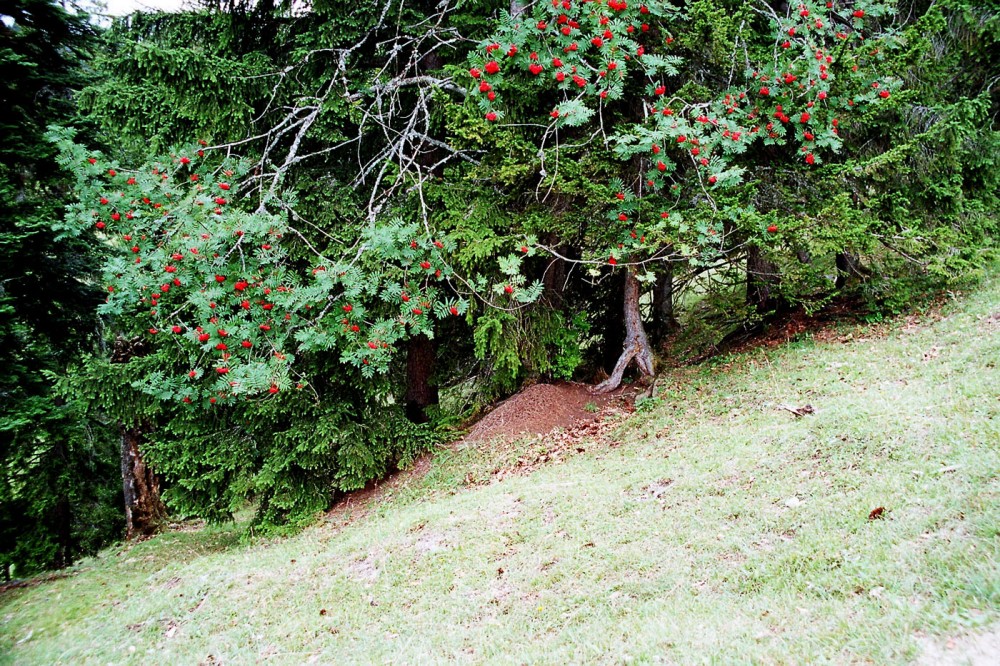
916, 625, 1000, 666
460, 381, 629, 444
322, 381, 636, 526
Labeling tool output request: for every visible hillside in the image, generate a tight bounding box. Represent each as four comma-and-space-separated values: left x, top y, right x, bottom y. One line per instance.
1, 273, 998, 665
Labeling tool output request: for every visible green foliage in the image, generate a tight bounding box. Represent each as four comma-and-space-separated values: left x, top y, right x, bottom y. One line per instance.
0, 0, 122, 576
464, 0, 996, 333
12, 0, 995, 551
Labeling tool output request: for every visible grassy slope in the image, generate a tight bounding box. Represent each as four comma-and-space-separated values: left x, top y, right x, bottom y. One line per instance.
2, 275, 998, 665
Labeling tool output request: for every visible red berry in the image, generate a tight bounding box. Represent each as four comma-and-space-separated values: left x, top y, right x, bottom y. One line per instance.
767, 225, 778, 233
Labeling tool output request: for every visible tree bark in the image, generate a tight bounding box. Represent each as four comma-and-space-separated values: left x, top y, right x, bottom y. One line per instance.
541, 256, 568, 309
592, 270, 654, 394
746, 244, 783, 314
835, 251, 868, 289
600, 270, 626, 374
120, 424, 165, 539
650, 263, 679, 344
404, 333, 438, 423
111, 335, 165, 539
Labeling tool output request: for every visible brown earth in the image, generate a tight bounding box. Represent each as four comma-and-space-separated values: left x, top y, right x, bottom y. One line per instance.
460, 381, 630, 444
322, 381, 638, 528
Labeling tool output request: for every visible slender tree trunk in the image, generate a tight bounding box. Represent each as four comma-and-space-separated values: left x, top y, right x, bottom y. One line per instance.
111, 336, 165, 539
404, 333, 438, 423
53, 495, 72, 569
746, 245, 782, 314
835, 251, 867, 289
120, 424, 165, 539
49, 439, 74, 568
600, 270, 626, 374
541, 255, 568, 309
592, 270, 654, 394
650, 264, 679, 344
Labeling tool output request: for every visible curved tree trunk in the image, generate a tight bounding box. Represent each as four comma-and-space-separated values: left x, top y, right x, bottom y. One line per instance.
592, 270, 654, 394
120, 424, 165, 539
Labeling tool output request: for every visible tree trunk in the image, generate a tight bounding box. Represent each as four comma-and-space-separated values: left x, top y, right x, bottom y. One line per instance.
650, 263, 679, 344
600, 270, 626, 374
404, 333, 438, 424
746, 244, 782, 314
52, 494, 72, 569
120, 424, 165, 540
592, 270, 655, 394
541, 256, 568, 309
835, 251, 868, 290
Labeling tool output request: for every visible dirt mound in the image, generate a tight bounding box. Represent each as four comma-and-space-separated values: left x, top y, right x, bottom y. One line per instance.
462, 381, 620, 444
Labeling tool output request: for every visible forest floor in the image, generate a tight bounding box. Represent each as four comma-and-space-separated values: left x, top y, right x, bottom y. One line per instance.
2, 271, 998, 665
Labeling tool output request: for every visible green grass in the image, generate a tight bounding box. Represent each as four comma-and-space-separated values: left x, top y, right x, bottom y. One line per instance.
2, 274, 998, 665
